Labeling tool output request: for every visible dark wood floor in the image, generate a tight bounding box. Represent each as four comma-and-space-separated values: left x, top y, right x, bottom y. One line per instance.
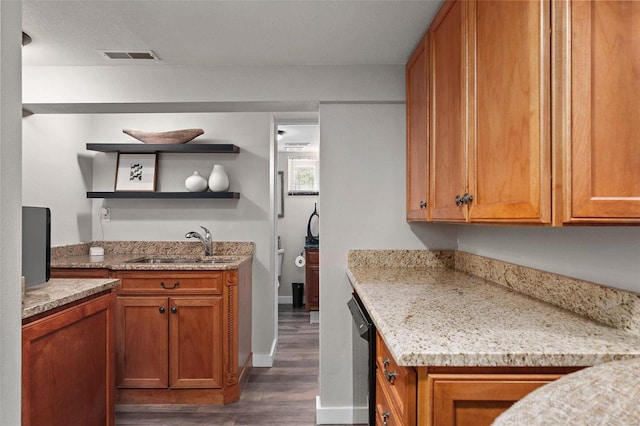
116, 305, 323, 425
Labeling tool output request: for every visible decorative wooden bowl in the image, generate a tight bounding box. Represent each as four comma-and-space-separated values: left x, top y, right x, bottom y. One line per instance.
123, 128, 204, 144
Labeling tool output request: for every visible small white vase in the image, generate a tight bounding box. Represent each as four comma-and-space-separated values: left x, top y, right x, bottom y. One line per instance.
184, 171, 208, 192
208, 164, 230, 192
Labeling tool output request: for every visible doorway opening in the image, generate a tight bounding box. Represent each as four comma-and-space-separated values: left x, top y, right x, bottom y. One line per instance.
274, 117, 320, 324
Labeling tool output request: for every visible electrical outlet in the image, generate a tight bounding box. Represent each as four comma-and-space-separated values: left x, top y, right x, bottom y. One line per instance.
101, 207, 111, 222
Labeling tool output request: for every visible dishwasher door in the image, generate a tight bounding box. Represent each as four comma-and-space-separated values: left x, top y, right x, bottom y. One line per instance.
348, 293, 376, 425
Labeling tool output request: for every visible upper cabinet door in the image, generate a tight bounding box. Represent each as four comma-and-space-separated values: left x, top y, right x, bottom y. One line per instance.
429, 0, 468, 222
569, 1, 640, 222
468, 0, 551, 223
406, 33, 430, 222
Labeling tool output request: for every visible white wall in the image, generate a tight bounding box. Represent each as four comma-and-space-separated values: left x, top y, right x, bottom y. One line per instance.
22, 115, 94, 245
276, 151, 319, 302
19, 59, 640, 426
457, 226, 640, 293
88, 112, 276, 361
318, 103, 457, 423
0, 2, 23, 423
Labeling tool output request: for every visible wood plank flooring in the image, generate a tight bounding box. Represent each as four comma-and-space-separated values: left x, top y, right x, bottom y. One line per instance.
116, 305, 325, 425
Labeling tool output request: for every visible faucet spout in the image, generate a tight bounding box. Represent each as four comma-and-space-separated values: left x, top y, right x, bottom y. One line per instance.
185, 226, 213, 256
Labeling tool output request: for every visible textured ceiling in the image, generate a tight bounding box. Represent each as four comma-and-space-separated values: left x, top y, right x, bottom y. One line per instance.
22, 1, 443, 67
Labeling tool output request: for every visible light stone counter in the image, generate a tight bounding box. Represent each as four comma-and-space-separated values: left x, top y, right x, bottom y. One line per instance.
51, 241, 254, 271
492, 357, 640, 425
347, 253, 640, 368
23, 278, 120, 320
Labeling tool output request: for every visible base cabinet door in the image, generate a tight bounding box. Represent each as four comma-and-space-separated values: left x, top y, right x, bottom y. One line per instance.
305, 249, 319, 311
22, 292, 115, 426
170, 297, 223, 388
116, 296, 169, 388
423, 373, 563, 426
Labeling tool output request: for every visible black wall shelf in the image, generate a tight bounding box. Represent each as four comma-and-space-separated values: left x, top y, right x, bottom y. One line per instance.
86, 143, 240, 153
87, 192, 240, 199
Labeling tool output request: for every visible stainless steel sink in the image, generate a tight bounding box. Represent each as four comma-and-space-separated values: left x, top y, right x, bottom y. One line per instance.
126, 257, 233, 264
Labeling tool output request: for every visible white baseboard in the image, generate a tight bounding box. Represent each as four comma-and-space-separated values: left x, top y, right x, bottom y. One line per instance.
315, 395, 368, 425
278, 296, 293, 304
252, 337, 277, 367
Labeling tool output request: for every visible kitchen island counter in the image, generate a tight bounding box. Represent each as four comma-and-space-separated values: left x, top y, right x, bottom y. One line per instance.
23, 278, 119, 320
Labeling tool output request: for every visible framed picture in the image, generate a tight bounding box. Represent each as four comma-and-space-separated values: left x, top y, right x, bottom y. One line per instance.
114, 153, 158, 192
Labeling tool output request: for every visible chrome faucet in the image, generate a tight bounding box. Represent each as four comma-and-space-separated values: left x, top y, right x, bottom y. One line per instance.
185, 226, 213, 256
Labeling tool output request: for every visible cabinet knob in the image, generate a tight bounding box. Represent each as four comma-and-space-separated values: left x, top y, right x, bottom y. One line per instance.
382, 358, 397, 383
159, 306, 166, 313
419, 200, 427, 209
160, 281, 180, 290
381, 410, 390, 426
455, 193, 474, 206
171, 306, 177, 314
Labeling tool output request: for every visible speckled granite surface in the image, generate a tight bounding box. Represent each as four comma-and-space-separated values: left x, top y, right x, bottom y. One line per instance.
347, 250, 454, 268
23, 278, 120, 319
51, 241, 254, 271
493, 358, 640, 425
347, 250, 640, 368
455, 251, 640, 335
52, 241, 254, 259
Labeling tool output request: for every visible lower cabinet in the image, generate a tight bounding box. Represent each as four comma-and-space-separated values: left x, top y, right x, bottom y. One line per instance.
22, 291, 115, 426
376, 332, 580, 426
116, 295, 223, 389
419, 371, 566, 426
113, 268, 251, 404
305, 249, 319, 311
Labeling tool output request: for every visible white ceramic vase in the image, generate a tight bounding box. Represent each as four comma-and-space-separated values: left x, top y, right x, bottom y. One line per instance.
208, 165, 230, 192
185, 171, 208, 192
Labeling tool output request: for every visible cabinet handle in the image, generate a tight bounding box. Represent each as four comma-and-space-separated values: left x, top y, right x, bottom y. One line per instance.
381, 410, 390, 426
171, 306, 177, 314
382, 358, 397, 383
455, 193, 474, 206
159, 306, 166, 313
160, 281, 180, 290
419, 200, 427, 209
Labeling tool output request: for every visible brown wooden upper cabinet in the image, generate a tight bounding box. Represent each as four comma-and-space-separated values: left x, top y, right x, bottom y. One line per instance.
559, 0, 640, 223
406, 31, 430, 221
428, 0, 551, 224
408, 0, 639, 225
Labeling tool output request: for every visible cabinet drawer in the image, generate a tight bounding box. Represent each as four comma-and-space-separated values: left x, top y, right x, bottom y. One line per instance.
376, 332, 416, 422
376, 369, 404, 426
115, 271, 223, 294
305, 250, 319, 265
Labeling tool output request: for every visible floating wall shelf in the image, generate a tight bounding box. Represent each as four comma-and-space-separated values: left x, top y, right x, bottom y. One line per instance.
87, 192, 240, 199
86, 143, 241, 200
87, 143, 240, 153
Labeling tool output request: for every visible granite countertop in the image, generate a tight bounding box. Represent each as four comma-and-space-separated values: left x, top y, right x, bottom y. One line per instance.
51, 241, 254, 271
23, 278, 120, 319
493, 357, 640, 425
52, 253, 251, 271
347, 265, 640, 368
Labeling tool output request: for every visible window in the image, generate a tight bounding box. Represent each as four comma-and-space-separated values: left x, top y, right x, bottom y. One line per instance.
288, 157, 319, 195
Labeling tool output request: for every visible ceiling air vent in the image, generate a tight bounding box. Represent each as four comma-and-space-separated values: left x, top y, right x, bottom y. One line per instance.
98, 50, 160, 61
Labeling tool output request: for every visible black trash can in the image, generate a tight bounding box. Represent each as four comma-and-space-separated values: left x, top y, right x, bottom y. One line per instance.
292, 282, 304, 308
